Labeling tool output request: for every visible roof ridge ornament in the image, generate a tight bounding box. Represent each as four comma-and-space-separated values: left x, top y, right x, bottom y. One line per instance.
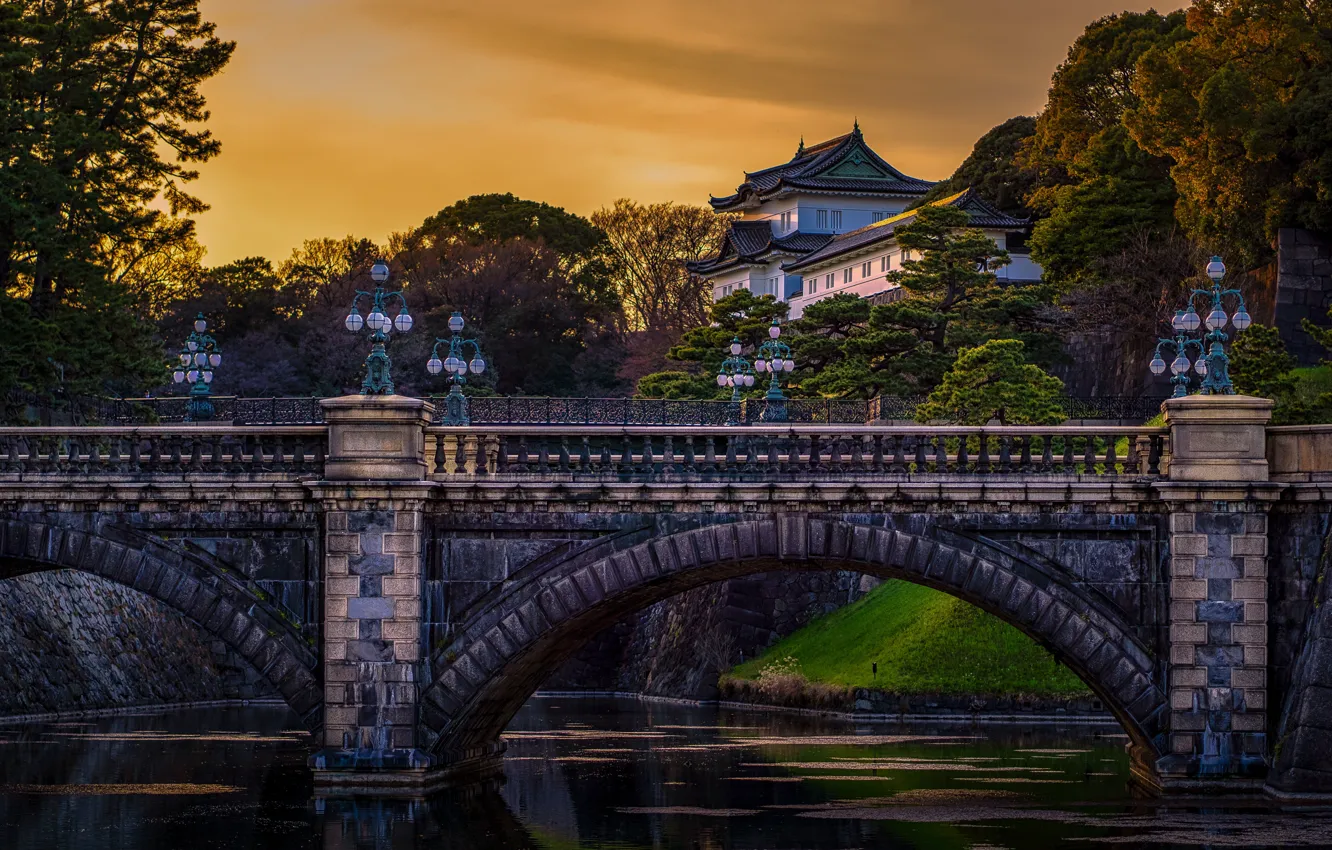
794, 136, 805, 159
853, 118, 861, 136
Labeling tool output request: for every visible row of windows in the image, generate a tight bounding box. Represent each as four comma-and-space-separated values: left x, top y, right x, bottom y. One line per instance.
775, 209, 899, 234
802, 251, 915, 296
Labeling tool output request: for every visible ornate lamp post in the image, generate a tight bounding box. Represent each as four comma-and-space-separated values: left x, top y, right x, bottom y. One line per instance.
171, 313, 222, 421
426, 312, 487, 426
1149, 318, 1206, 399
716, 336, 756, 425
344, 260, 413, 395
1148, 256, 1252, 395
753, 319, 796, 422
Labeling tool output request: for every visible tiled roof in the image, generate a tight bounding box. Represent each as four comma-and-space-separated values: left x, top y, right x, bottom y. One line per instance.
686, 222, 833, 275
710, 124, 936, 211
782, 190, 1030, 273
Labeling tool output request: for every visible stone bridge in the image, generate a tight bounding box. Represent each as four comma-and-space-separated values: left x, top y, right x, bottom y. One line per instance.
2, 394, 1332, 797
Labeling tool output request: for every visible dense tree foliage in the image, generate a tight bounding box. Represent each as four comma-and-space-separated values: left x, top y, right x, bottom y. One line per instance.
1021, 10, 1190, 291
1128, 0, 1332, 265
915, 339, 1065, 425
0, 0, 233, 411
916, 116, 1037, 217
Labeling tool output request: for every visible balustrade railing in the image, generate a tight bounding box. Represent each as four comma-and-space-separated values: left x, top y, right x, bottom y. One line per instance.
0, 427, 327, 477
425, 426, 1170, 480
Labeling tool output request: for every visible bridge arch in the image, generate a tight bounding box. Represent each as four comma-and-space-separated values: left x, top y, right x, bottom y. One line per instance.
0, 519, 322, 730
420, 517, 1167, 780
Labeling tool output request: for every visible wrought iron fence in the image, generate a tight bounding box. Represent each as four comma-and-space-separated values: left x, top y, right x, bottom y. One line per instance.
6, 391, 1169, 427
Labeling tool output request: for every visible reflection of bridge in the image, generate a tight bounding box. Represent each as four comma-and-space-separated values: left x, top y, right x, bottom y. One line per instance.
2, 393, 1331, 797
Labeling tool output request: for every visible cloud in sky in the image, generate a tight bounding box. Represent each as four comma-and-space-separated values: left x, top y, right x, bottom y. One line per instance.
193, 0, 1185, 264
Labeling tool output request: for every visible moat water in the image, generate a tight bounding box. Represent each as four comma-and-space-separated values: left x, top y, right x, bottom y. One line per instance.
1, 697, 1330, 849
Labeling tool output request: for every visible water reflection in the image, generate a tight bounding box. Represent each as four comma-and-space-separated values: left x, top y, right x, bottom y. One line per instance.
3, 699, 1332, 849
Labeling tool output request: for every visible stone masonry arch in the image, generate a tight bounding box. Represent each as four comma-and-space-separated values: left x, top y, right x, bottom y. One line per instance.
0, 519, 322, 731
419, 517, 1168, 785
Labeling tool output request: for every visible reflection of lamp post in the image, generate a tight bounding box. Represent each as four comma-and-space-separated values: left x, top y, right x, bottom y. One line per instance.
427, 312, 486, 426
753, 319, 795, 422
344, 260, 413, 395
1149, 257, 1252, 396
171, 313, 222, 421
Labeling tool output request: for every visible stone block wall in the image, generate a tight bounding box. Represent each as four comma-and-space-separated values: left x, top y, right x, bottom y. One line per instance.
545, 570, 863, 699
322, 495, 427, 752
0, 570, 273, 716
1166, 505, 1270, 776
1275, 227, 1332, 365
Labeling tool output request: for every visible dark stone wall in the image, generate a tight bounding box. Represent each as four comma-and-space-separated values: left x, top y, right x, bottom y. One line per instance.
1268, 506, 1332, 793
545, 571, 865, 699
0, 570, 273, 717
1274, 228, 1332, 366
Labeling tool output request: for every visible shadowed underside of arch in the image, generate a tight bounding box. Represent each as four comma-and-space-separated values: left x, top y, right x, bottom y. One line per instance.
420, 517, 1167, 772
0, 519, 322, 730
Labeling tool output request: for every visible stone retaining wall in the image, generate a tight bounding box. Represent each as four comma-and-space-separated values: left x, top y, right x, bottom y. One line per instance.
0, 571, 273, 717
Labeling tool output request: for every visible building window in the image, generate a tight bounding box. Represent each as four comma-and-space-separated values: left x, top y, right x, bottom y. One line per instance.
805, 278, 815, 295
824, 274, 834, 291
816, 209, 828, 229
862, 261, 872, 278
872, 211, 887, 223
880, 256, 888, 273
843, 268, 852, 284
779, 211, 791, 233
903, 250, 913, 262
831, 210, 843, 232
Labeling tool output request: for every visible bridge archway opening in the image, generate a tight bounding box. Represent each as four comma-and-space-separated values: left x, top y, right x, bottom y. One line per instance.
421, 519, 1167, 788
0, 520, 322, 731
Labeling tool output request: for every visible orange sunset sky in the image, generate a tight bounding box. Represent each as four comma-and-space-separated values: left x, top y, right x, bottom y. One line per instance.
193, 0, 1187, 264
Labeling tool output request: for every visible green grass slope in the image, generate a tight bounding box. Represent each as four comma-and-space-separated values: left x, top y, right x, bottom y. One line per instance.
728, 580, 1090, 696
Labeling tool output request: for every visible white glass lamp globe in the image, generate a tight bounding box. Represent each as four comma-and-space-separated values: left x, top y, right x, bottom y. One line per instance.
1171, 355, 1190, 375
1206, 256, 1226, 282
1195, 358, 1208, 376
730, 339, 742, 356
716, 374, 727, 387
744, 374, 755, 387
202, 371, 213, 384
173, 370, 185, 383
178, 353, 190, 366
1181, 308, 1201, 332
1206, 308, 1228, 331
469, 357, 486, 374
1233, 308, 1252, 331
194, 317, 207, 333
449, 313, 465, 333
1149, 356, 1167, 375
187, 340, 198, 352
187, 369, 200, 383
769, 323, 781, 340
194, 352, 207, 367
345, 311, 364, 332
783, 359, 796, 372
754, 359, 767, 372
395, 310, 413, 332
448, 356, 464, 373
209, 353, 222, 367
427, 357, 443, 375
1171, 311, 1186, 333
371, 261, 390, 283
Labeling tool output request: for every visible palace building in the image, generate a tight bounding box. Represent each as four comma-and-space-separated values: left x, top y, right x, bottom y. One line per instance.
688, 123, 1042, 318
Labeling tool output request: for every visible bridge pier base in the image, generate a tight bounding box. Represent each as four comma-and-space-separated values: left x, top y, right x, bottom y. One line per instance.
308, 395, 440, 792
1157, 396, 1276, 791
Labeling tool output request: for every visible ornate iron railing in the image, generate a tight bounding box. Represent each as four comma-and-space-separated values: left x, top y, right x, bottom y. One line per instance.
9, 393, 1168, 427
424, 425, 1170, 480
0, 427, 327, 477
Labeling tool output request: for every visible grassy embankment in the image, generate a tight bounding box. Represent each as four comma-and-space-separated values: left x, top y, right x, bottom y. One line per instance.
724, 580, 1089, 699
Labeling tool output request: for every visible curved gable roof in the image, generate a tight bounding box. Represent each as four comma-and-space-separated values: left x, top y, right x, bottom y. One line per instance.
710, 125, 936, 211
